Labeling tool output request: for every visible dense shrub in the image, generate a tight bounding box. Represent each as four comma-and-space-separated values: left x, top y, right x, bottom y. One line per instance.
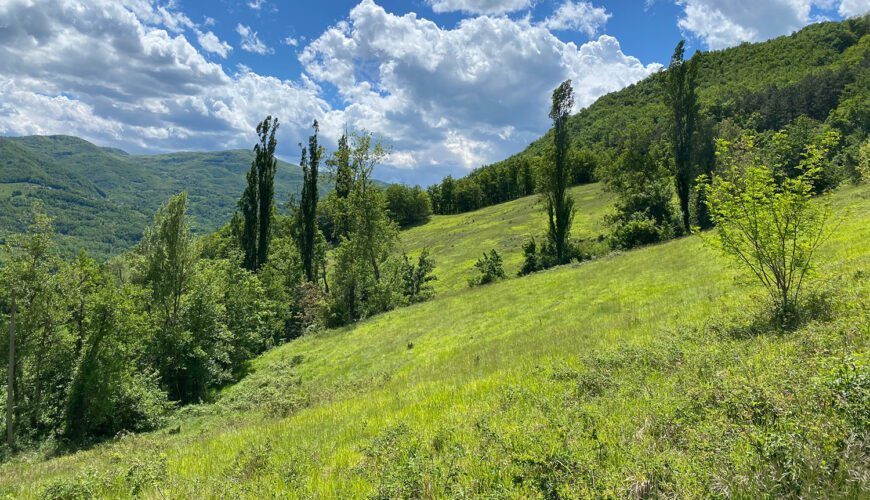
469, 249, 506, 286
603, 130, 681, 250
400, 249, 437, 304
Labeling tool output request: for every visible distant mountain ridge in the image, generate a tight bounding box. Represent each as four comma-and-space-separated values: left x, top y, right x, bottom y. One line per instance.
0, 135, 329, 259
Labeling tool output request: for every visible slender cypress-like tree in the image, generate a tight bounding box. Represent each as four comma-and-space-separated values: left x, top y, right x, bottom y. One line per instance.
298, 121, 321, 282
239, 116, 279, 271
256, 117, 278, 269
334, 131, 352, 200
239, 168, 258, 271
664, 40, 699, 232
544, 80, 576, 264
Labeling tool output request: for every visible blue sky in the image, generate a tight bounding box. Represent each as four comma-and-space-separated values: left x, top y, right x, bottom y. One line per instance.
0, 0, 867, 184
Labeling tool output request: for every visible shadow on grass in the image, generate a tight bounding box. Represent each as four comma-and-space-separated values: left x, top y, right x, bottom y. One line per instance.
709, 286, 841, 340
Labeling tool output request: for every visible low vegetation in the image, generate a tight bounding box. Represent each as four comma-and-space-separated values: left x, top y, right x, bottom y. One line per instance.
0, 181, 867, 498
0, 15, 869, 499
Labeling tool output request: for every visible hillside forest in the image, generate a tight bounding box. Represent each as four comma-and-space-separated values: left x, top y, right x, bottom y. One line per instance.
0, 14, 870, 499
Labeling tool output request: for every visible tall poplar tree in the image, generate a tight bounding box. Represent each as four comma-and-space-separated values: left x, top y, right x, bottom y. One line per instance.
543, 80, 576, 264
138, 192, 196, 328
239, 116, 279, 271
664, 40, 699, 232
334, 131, 352, 200
298, 121, 322, 282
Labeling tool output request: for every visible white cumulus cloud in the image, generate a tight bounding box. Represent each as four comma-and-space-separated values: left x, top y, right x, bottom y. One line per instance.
236, 23, 273, 55
838, 0, 870, 16
426, 0, 533, 15
197, 30, 232, 58
676, 0, 867, 49
0, 0, 324, 154
302, 0, 660, 174
543, 1, 611, 36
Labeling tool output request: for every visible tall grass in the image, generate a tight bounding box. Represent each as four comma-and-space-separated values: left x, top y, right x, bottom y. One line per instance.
2, 184, 869, 498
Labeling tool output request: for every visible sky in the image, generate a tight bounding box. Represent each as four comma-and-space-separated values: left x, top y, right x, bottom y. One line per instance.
1, 0, 868, 185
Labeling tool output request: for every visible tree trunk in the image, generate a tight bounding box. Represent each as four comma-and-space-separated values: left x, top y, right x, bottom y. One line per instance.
370, 252, 381, 282
7, 288, 15, 450
677, 176, 691, 233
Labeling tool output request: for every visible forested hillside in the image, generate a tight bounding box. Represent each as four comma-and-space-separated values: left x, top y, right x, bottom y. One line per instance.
0, 136, 315, 259
427, 16, 870, 215
1, 13, 870, 499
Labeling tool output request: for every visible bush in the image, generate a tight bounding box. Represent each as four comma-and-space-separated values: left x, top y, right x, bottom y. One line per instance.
610, 213, 676, 250
469, 249, 506, 286
400, 249, 437, 304
702, 134, 834, 321
519, 238, 539, 276
603, 131, 681, 250
288, 281, 327, 337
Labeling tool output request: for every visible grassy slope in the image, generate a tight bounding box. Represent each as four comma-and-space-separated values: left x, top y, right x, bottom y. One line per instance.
3, 183, 870, 498
400, 183, 611, 293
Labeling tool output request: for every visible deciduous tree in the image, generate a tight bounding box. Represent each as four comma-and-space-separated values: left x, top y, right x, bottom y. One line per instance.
239, 116, 279, 271
542, 80, 576, 264
664, 40, 699, 232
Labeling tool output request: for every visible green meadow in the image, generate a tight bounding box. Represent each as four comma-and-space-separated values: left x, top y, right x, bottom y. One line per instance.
400, 183, 611, 293
2, 182, 870, 498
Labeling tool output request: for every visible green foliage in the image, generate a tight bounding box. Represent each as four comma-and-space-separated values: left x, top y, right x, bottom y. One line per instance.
664, 40, 700, 232
384, 184, 431, 227
63, 281, 172, 440
399, 249, 437, 305
519, 238, 539, 276
858, 137, 870, 181
297, 121, 323, 283
136, 192, 196, 329
542, 80, 577, 265
469, 249, 506, 286
603, 130, 680, 250
427, 153, 554, 215
328, 133, 400, 325
0, 136, 319, 261
331, 132, 353, 199
760, 117, 844, 191
702, 135, 834, 320
0, 205, 172, 444
239, 116, 279, 272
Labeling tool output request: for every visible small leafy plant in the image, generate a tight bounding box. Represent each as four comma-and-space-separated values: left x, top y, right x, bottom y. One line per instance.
701, 133, 836, 322
469, 249, 506, 286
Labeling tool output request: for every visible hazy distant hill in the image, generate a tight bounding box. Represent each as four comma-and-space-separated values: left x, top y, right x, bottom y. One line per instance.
0, 135, 327, 259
